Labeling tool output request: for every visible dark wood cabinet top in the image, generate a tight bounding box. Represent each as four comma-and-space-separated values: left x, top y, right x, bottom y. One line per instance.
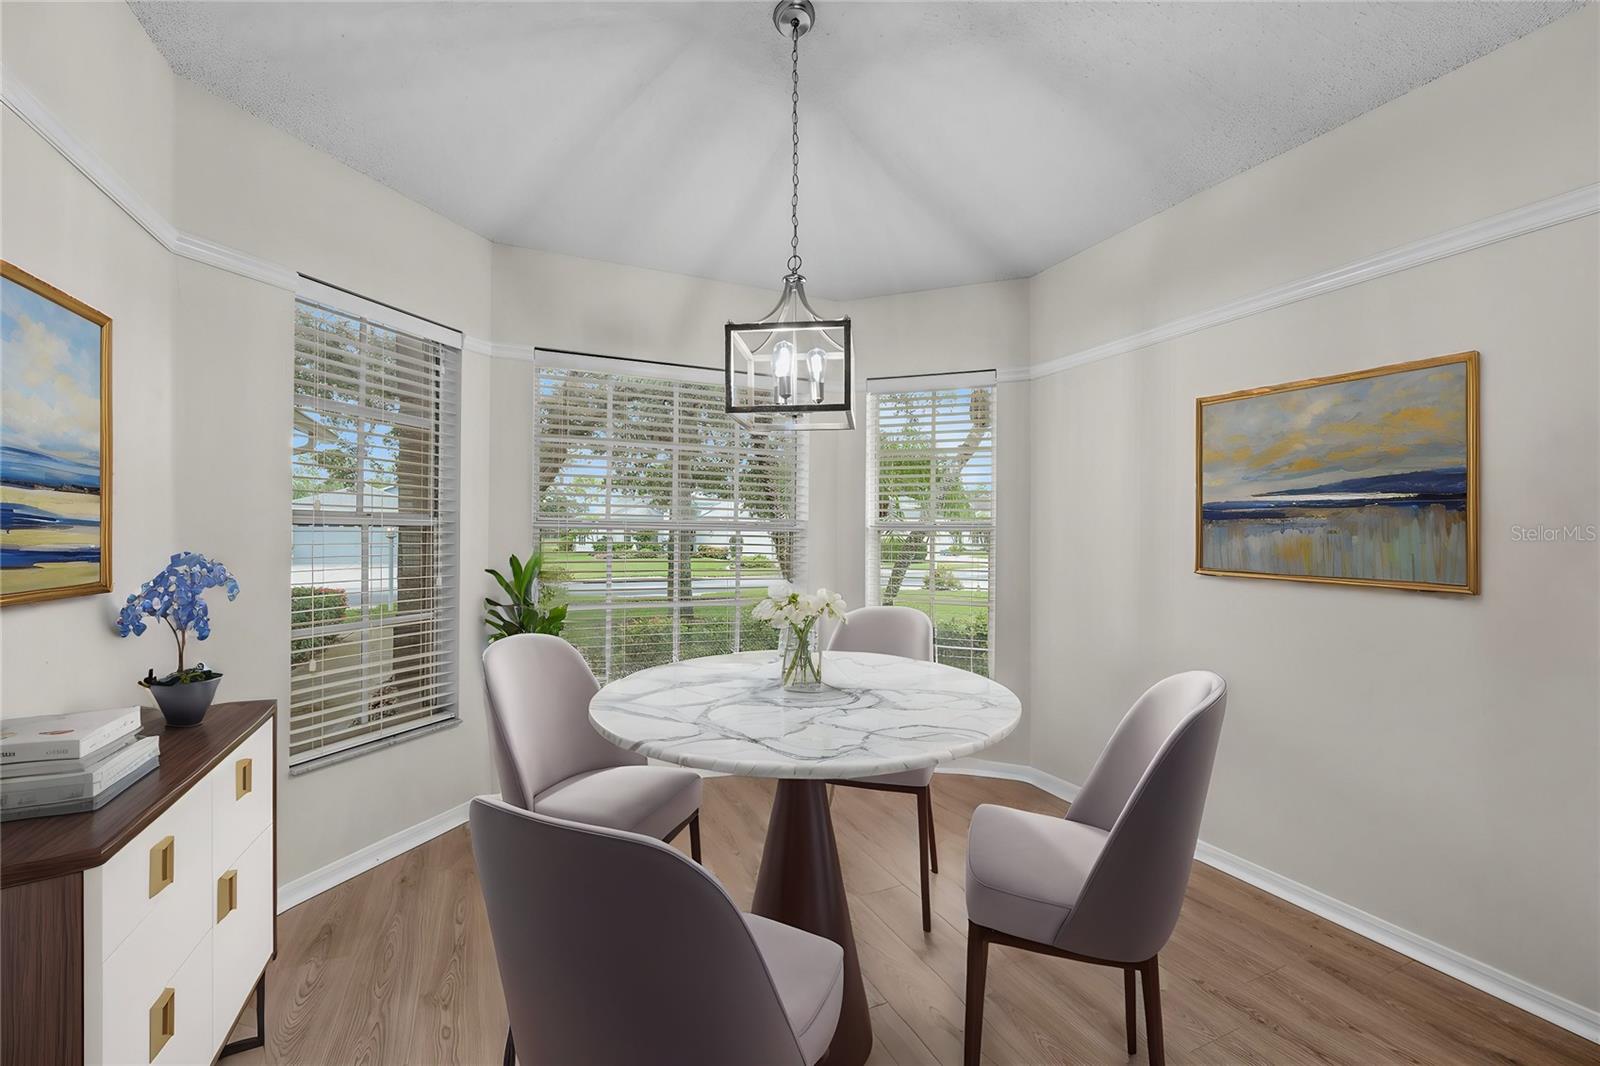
1, 701, 275, 888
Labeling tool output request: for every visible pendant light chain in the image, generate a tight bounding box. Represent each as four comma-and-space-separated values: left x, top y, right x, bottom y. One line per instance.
786, 20, 803, 279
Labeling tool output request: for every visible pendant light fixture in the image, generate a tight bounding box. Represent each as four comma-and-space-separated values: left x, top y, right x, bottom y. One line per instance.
726, 0, 854, 432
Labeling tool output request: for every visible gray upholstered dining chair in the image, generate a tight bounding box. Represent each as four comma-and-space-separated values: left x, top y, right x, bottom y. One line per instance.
471, 796, 845, 1066
482, 633, 703, 858
825, 605, 942, 931
963, 671, 1227, 1066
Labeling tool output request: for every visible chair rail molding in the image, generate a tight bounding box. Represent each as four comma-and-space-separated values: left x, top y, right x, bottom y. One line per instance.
0, 64, 464, 337
1029, 182, 1600, 379
1, 64, 181, 253
5, 65, 1596, 381
938, 761, 1600, 1045
171, 230, 297, 291
2, 63, 291, 293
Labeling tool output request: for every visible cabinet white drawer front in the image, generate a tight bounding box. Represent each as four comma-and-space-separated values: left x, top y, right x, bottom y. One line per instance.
90, 928, 212, 1066
211, 824, 274, 1051
211, 721, 273, 876
91, 841, 214, 1064
86, 779, 212, 963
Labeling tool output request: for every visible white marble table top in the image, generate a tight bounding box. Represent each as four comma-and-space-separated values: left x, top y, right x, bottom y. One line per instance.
589, 650, 1021, 779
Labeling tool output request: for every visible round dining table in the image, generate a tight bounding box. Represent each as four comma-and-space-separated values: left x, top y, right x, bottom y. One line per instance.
590, 649, 1021, 1066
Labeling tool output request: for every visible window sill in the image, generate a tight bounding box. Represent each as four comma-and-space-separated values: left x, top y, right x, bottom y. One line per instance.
287, 715, 461, 776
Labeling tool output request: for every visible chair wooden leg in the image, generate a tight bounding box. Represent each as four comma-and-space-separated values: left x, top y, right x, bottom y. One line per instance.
924, 784, 939, 874
915, 791, 932, 931
503, 1026, 515, 1066
689, 811, 702, 863
964, 924, 990, 1066
1123, 967, 1138, 1055
1141, 956, 1164, 1066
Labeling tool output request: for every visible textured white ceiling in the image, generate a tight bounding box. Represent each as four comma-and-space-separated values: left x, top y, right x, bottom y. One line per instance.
130, 1, 1581, 299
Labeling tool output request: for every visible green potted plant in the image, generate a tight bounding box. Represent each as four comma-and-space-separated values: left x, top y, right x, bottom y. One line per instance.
484, 551, 566, 642
116, 552, 240, 727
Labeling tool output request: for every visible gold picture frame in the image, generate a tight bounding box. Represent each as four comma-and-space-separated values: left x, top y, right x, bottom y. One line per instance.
1196, 351, 1479, 594
1, 260, 113, 607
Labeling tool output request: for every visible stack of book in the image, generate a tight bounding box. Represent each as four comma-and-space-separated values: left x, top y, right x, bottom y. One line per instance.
0, 707, 159, 821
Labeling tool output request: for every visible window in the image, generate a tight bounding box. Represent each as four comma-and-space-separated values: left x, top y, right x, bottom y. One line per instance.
867, 374, 996, 675
290, 285, 461, 769
533, 356, 807, 682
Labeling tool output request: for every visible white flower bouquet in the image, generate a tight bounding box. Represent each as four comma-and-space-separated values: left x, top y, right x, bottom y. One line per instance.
752, 581, 847, 690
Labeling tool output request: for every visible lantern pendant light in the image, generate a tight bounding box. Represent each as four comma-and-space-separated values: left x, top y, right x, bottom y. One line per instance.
725, 0, 854, 432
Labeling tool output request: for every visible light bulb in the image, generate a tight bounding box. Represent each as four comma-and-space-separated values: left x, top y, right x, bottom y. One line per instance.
807, 347, 826, 404
773, 339, 796, 405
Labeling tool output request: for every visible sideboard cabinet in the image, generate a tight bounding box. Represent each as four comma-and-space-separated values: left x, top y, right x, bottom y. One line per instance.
1, 701, 277, 1066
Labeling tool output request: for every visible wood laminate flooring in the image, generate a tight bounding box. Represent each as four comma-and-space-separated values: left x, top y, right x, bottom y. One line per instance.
222, 774, 1596, 1065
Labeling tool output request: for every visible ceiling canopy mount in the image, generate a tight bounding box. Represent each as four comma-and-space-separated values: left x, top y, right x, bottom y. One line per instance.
772, 0, 815, 39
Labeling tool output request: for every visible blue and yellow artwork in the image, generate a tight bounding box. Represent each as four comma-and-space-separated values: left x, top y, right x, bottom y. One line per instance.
1, 262, 112, 606
1197, 352, 1478, 593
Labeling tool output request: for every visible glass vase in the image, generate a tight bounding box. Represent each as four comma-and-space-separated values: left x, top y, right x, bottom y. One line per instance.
779, 621, 824, 691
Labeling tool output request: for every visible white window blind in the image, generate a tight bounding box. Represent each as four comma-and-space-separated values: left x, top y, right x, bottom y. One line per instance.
533, 361, 808, 682
867, 377, 996, 675
290, 296, 461, 769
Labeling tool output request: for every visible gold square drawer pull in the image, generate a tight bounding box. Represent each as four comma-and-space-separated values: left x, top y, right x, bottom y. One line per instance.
235, 757, 253, 799
217, 868, 238, 922
148, 986, 175, 1061
148, 835, 175, 898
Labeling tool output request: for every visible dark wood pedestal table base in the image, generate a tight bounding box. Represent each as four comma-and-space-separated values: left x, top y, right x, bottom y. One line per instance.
591, 650, 1021, 1066
752, 779, 874, 1065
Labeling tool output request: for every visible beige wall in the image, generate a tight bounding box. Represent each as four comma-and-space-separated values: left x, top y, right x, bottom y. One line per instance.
487, 242, 777, 573
168, 76, 498, 884
0, 1, 176, 218
1027, 7, 1600, 1010
1, 1, 497, 885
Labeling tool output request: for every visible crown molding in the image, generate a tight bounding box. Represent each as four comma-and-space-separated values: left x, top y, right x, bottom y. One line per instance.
1032, 182, 1600, 379
6, 66, 1596, 380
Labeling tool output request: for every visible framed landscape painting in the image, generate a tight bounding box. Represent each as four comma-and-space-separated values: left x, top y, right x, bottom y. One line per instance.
1, 262, 112, 606
1197, 351, 1478, 594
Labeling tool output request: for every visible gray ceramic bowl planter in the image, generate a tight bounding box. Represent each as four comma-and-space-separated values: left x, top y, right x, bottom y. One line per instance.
142, 668, 224, 728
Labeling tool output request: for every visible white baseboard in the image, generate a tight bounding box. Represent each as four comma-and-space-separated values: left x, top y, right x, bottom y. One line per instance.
936, 761, 1600, 1045
277, 800, 471, 913
938, 757, 1083, 799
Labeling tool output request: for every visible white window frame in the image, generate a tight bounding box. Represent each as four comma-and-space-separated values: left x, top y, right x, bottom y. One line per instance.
289, 280, 463, 772
865, 371, 997, 674
531, 350, 809, 682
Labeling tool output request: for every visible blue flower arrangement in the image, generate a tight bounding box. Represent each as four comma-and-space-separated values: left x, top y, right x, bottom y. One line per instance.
117, 552, 240, 686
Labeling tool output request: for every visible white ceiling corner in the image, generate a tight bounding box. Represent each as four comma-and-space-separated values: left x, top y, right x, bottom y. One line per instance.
128, 1, 1584, 300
